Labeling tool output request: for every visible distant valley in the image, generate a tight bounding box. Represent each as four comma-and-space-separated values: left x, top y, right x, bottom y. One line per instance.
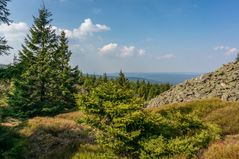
107, 72, 201, 84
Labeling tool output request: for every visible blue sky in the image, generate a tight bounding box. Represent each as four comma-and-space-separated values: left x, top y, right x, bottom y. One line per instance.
0, 0, 238, 73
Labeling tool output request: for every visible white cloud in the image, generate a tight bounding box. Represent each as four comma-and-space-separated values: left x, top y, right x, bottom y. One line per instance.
99, 43, 118, 55
0, 22, 29, 41
138, 49, 146, 56
120, 46, 135, 57
99, 43, 147, 58
214, 45, 238, 56
0, 19, 110, 41
61, 18, 110, 39
157, 54, 175, 60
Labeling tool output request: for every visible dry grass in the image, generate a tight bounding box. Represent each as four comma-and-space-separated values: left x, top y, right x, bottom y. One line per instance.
201, 135, 239, 159
56, 111, 85, 121
72, 144, 122, 159
18, 112, 94, 159
0, 117, 20, 127
203, 105, 239, 136
147, 98, 228, 117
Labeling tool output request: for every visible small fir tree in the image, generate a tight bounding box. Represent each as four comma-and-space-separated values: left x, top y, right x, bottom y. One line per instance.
117, 70, 129, 87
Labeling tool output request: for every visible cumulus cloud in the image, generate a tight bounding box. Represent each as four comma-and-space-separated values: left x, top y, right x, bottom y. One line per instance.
120, 46, 135, 57
0, 19, 109, 46
157, 54, 175, 60
99, 43, 118, 55
0, 22, 29, 41
0, 19, 110, 41
99, 43, 146, 58
55, 18, 110, 39
214, 45, 238, 56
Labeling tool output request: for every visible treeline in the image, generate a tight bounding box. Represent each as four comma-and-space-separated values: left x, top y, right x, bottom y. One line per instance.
79, 71, 171, 101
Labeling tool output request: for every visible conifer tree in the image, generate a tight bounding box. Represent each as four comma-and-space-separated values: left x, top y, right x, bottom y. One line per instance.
53, 31, 79, 109
117, 70, 129, 87
0, 0, 12, 55
9, 6, 78, 117
138, 80, 147, 99
103, 73, 108, 83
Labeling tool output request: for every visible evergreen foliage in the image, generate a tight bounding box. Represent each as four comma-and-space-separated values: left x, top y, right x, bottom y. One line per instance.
8, 6, 79, 118
117, 70, 129, 87
77, 82, 219, 158
236, 53, 239, 62
53, 31, 79, 109
77, 81, 145, 158
0, 0, 12, 55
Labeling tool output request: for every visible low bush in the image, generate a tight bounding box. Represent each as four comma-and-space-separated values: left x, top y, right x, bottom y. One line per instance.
77, 83, 220, 158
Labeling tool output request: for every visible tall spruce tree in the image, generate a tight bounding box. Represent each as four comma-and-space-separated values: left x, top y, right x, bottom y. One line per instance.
0, 0, 12, 55
9, 6, 78, 117
53, 31, 79, 109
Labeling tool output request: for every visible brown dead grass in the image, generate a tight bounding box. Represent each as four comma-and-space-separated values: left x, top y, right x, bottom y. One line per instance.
18, 112, 94, 159
56, 111, 85, 121
201, 135, 239, 159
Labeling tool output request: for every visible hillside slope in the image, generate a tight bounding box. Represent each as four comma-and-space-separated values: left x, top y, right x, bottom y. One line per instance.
148, 61, 239, 107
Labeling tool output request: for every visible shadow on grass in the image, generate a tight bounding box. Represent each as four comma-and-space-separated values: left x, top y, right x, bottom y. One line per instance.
0, 125, 27, 159
0, 114, 95, 159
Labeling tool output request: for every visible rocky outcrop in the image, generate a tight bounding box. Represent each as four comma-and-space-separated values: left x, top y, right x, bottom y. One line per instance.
147, 61, 239, 107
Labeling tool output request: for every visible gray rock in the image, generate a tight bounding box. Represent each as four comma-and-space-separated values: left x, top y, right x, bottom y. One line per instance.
147, 61, 239, 108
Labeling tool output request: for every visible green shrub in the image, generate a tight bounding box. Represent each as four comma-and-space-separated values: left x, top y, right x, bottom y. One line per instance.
77, 83, 220, 158
140, 111, 220, 159
77, 81, 145, 158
